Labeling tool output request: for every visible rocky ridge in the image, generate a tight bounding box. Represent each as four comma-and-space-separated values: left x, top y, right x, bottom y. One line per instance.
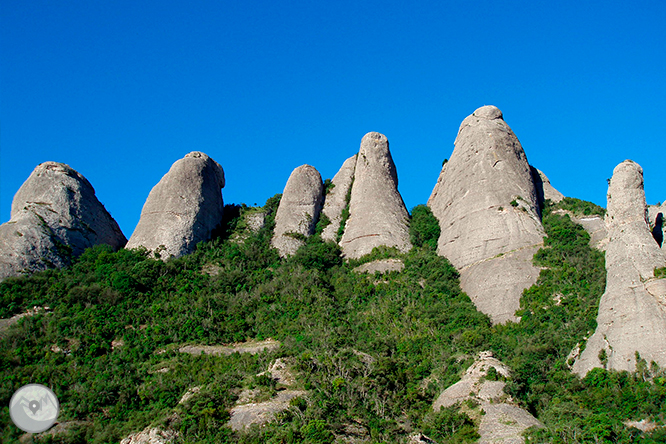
271, 164, 324, 257
573, 160, 666, 375
339, 132, 412, 259
126, 152, 225, 259
432, 351, 543, 443
428, 106, 545, 324
321, 155, 357, 242
0, 162, 126, 281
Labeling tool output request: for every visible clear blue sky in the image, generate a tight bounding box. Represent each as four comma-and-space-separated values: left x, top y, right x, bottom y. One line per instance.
2, 1, 665, 236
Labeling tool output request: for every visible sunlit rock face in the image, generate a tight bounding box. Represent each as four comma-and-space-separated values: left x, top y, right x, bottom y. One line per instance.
428, 106, 545, 324
574, 160, 666, 375
0, 162, 126, 280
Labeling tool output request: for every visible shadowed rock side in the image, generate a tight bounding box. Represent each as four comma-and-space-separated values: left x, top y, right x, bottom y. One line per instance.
433, 351, 543, 443
340, 132, 412, 259
649, 204, 665, 249
428, 106, 545, 324
573, 161, 666, 375
271, 164, 324, 257
534, 168, 564, 203
0, 162, 126, 281
126, 152, 225, 259
320, 155, 357, 242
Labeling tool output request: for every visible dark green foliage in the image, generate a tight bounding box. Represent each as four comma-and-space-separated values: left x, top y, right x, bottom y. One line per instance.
323, 178, 335, 195
556, 197, 606, 216
314, 212, 331, 236
655, 267, 666, 279
421, 405, 479, 442
410, 204, 441, 250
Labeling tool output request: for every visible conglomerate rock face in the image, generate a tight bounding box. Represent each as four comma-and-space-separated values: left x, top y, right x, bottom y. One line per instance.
428, 106, 545, 324
271, 164, 324, 257
0, 162, 126, 281
573, 160, 666, 375
320, 155, 357, 242
126, 152, 225, 259
339, 132, 412, 259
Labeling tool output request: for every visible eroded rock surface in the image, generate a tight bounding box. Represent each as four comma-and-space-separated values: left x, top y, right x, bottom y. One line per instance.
433, 351, 543, 444
573, 160, 666, 375
126, 152, 225, 259
533, 168, 564, 203
271, 165, 324, 257
321, 155, 357, 242
428, 106, 545, 324
340, 132, 411, 259
0, 162, 126, 281
649, 204, 665, 249
119, 427, 178, 444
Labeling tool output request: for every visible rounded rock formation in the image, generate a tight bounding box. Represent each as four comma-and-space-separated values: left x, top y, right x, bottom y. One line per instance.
573, 160, 666, 375
271, 165, 324, 257
428, 106, 545, 324
0, 162, 126, 280
339, 132, 412, 259
126, 152, 225, 259
320, 155, 357, 242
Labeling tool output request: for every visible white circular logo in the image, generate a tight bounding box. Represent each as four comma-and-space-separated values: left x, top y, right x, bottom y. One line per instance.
9, 384, 59, 433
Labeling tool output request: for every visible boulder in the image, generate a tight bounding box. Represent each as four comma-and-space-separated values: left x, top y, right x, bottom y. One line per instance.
340, 132, 412, 258
0, 162, 126, 281
126, 152, 225, 259
271, 165, 324, 257
320, 155, 357, 242
573, 160, 666, 375
428, 106, 545, 324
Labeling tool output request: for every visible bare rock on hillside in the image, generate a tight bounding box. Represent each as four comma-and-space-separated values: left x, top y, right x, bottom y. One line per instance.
428, 106, 545, 324
353, 258, 404, 274
271, 164, 324, 257
0, 162, 126, 281
120, 427, 178, 444
433, 351, 543, 444
340, 132, 412, 259
321, 155, 357, 242
573, 160, 666, 375
533, 168, 564, 203
126, 152, 225, 259
649, 204, 665, 249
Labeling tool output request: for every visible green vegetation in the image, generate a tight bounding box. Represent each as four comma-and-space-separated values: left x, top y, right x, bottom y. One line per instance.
556, 197, 606, 217
1, 198, 664, 443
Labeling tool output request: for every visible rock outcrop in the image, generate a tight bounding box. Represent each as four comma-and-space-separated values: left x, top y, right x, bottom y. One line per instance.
339, 132, 412, 258
573, 160, 666, 375
433, 351, 543, 443
533, 167, 564, 203
271, 165, 324, 257
428, 106, 545, 324
126, 152, 225, 259
649, 204, 665, 248
321, 155, 357, 242
0, 162, 126, 281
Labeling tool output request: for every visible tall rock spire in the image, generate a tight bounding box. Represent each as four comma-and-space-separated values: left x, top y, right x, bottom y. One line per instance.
339, 132, 412, 259
126, 151, 225, 259
0, 162, 126, 280
573, 160, 666, 375
428, 106, 545, 324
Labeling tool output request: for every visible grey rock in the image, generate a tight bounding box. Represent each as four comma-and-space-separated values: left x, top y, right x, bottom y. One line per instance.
428, 106, 545, 324
649, 204, 665, 249
126, 152, 225, 259
433, 351, 543, 444
533, 168, 564, 203
353, 258, 404, 274
573, 160, 666, 375
271, 165, 324, 257
0, 162, 126, 280
340, 132, 412, 259
321, 155, 357, 242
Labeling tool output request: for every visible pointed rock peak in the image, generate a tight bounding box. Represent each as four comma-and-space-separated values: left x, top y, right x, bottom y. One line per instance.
428, 106, 544, 324
271, 164, 324, 257
321, 155, 357, 242
472, 105, 503, 120
1, 162, 126, 281
573, 160, 666, 375
126, 151, 225, 259
533, 167, 564, 204
340, 132, 411, 259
